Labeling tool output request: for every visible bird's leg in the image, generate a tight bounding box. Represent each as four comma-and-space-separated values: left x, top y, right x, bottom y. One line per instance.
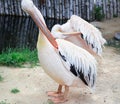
64, 85, 69, 99
47, 84, 63, 97
49, 86, 69, 103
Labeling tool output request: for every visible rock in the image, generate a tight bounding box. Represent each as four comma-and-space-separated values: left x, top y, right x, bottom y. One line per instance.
114, 32, 120, 41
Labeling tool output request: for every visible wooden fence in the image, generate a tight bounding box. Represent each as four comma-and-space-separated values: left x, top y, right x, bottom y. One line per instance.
0, 15, 68, 52
0, 16, 38, 51
0, 0, 120, 21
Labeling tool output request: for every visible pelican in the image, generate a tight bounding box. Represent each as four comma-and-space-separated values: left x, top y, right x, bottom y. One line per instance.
21, 0, 97, 103
51, 15, 106, 56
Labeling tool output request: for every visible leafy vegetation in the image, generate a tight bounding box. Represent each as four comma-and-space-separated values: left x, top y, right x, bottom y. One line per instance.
11, 88, 20, 94
93, 5, 104, 21
0, 75, 4, 82
107, 39, 120, 48
0, 100, 10, 104
0, 48, 39, 67
106, 39, 120, 53
45, 100, 54, 104
113, 14, 118, 18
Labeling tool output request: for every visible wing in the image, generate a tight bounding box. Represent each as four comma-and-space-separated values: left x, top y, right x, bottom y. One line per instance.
56, 39, 97, 88
69, 15, 106, 55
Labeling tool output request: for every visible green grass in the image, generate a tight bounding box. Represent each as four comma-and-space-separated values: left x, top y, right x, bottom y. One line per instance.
0, 99, 10, 104
0, 75, 4, 82
107, 39, 120, 47
47, 100, 54, 104
0, 48, 39, 67
11, 88, 20, 94
0, 101, 10, 104
106, 39, 120, 53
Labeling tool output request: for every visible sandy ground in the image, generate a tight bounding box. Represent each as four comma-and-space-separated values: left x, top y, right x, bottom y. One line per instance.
0, 47, 120, 104
0, 18, 120, 104
91, 17, 120, 40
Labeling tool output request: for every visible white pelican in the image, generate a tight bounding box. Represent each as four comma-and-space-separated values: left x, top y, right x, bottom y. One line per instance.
21, 0, 97, 103
51, 15, 106, 56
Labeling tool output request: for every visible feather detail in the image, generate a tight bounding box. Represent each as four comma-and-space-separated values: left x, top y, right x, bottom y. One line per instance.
57, 39, 97, 88
70, 15, 106, 55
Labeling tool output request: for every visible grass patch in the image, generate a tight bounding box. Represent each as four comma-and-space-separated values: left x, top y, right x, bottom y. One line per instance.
107, 39, 120, 48
11, 88, 20, 94
0, 48, 39, 67
47, 100, 54, 104
93, 5, 104, 21
0, 99, 10, 104
0, 75, 4, 82
106, 39, 120, 53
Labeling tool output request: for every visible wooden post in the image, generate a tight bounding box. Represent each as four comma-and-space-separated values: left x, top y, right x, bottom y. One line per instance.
0, 0, 120, 20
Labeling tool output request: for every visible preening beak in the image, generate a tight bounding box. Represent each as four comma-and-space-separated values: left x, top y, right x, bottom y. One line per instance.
63, 32, 81, 39
21, 0, 58, 49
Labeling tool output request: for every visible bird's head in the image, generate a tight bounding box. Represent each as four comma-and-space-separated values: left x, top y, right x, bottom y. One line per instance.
21, 0, 33, 14
51, 24, 68, 39
21, 0, 58, 49
51, 24, 81, 39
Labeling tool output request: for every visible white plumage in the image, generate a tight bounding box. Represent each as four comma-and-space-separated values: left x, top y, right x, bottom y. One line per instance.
51, 15, 106, 55
37, 37, 97, 88
22, 0, 98, 103
57, 39, 97, 88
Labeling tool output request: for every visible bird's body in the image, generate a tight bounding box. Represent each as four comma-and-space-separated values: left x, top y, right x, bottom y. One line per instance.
37, 34, 97, 88
21, 0, 104, 103
37, 37, 76, 86
37, 34, 75, 86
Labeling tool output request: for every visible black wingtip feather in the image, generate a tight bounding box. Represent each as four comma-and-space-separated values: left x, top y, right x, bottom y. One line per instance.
59, 51, 95, 87
59, 51, 66, 62
78, 70, 88, 86
70, 64, 88, 86
70, 65, 77, 76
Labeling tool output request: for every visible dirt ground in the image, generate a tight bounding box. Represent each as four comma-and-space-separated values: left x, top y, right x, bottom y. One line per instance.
0, 18, 120, 104
91, 17, 120, 40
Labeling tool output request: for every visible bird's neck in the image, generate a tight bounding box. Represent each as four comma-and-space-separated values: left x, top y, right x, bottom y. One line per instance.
37, 31, 51, 50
